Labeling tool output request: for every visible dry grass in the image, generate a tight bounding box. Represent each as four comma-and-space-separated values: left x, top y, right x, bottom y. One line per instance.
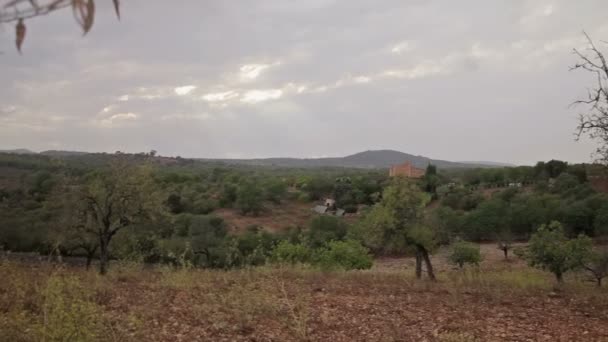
1, 249, 608, 341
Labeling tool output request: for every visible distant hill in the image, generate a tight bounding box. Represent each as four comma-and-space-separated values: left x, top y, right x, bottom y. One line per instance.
1, 148, 508, 170
205, 150, 504, 169
0, 149, 36, 154
39, 150, 89, 157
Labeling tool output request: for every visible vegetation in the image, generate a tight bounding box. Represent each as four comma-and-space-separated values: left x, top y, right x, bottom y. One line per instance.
448, 241, 482, 269
524, 221, 593, 283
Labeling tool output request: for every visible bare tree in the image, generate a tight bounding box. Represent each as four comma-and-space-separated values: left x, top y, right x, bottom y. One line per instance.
572, 32, 608, 163
583, 249, 608, 287
0, 0, 120, 52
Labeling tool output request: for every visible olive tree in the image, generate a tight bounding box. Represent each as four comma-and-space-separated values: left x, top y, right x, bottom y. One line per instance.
526, 221, 593, 283
357, 177, 437, 280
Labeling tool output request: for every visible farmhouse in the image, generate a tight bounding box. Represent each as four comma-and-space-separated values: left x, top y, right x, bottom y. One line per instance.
389, 161, 425, 178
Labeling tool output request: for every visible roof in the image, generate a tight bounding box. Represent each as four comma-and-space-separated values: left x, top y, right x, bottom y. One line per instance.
313, 205, 328, 214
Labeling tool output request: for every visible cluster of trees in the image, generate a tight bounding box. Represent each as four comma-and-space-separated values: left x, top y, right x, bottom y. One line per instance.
430, 163, 608, 242
3, 150, 608, 284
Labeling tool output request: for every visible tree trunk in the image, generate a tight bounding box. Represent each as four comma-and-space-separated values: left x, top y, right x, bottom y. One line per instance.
503, 248, 508, 260
99, 236, 110, 275
421, 248, 436, 281
415, 252, 422, 279
555, 271, 563, 283
86, 253, 93, 270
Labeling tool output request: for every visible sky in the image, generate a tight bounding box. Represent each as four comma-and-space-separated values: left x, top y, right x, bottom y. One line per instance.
1, 0, 607, 165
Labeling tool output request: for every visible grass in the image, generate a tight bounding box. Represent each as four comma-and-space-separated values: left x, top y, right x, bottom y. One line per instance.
1, 258, 608, 341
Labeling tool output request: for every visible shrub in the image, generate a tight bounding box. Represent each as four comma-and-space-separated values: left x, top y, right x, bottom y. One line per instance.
315, 240, 373, 270
272, 241, 312, 264
306, 216, 348, 249
448, 241, 482, 268
37, 275, 101, 341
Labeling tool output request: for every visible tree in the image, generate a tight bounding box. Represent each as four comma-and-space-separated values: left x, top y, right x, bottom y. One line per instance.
572, 33, 608, 163
186, 215, 228, 267
526, 221, 593, 283
358, 178, 437, 280
424, 164, 439, 194
73, 160, 162, 274
235, 180, 264, 215
46, 176, 100, 269
496, 229, 514, 260
306, 215, 348, 249
448, 241, 482, 269
263, 178, 287, 204
582, 249, 608, 287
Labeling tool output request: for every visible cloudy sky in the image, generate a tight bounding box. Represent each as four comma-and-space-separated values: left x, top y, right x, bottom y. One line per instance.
1, 0, 607, 165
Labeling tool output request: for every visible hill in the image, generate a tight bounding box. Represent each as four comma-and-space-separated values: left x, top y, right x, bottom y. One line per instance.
206, 150, 503, 169
0, 149, 36, 154
1, 148, 508, 170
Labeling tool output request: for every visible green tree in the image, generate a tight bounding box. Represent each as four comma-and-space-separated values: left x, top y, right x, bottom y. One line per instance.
263, 178, 288, 204
306, 216, 348, 249
526, 221, 593, 283
424, 164, 439, 194
236, 180, 264, 215
463, 199, 509, 241
69, 160, 163, 274
358, 178, 436, 280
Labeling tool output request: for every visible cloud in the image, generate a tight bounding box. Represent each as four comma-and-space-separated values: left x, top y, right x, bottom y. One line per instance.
0, 0, 605, 163
0, 106, 17, 116
98, 112, 139, 126
174, 85, 197, 96
241, 89, 283, 104
390, 41, 413, 54
202, 91, 240, 102
240, 64, 271, 81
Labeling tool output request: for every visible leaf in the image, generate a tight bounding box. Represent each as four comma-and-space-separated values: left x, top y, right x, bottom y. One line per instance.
72, 0, 95, 35
112, 0, 120, 20
3, 0, 21, 9
48, 0, 65, 10
15, 18, 26, 54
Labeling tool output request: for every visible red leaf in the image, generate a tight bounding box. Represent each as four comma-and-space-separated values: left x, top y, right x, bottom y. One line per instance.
112, 0, 120, 20
15, 18, 26, 54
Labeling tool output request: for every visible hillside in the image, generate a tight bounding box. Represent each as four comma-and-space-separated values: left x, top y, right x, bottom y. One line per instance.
0, 149, 507, 170
206, 150, 504, 169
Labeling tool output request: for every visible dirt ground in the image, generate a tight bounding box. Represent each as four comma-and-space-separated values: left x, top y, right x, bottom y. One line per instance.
3, 245, 608, 342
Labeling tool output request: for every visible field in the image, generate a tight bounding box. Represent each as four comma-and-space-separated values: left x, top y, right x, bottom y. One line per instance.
2, 245, 608, 342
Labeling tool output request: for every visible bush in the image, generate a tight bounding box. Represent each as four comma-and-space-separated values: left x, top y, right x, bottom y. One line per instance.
236, 181, 264, 215
306, 216, 348, 249
272, 241, 312, 264
448, 241, 482, 268
315, 240, 373, 270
